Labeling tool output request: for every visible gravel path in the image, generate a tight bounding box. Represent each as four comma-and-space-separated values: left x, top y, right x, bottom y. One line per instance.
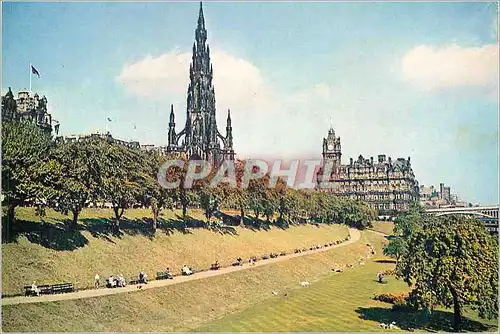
2, 228, 361, 306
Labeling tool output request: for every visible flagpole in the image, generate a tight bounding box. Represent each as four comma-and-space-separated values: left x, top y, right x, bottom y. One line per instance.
29, 63, 32, 95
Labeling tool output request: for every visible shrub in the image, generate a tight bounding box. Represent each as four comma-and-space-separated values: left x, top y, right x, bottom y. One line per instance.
381, 269, 396, 276
373, 293, 409, 305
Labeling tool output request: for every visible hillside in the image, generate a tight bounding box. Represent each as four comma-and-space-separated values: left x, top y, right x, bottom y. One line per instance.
2, 230, 377, 332
2, 207, 349, 295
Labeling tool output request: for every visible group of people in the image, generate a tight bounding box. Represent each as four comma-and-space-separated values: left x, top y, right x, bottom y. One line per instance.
106, 274, 126, 288
94, 273, 126, 289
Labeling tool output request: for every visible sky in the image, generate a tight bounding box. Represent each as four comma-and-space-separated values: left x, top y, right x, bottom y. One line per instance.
2, 1, 499, 205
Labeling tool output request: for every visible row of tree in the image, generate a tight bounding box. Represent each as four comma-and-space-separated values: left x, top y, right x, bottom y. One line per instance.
1, 121, 376, 240
384, 206, 498, 331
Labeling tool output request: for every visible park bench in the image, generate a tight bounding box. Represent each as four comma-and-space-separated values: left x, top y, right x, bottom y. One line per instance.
210, 263, 221, 270
156, 272, 173, 280
51, 282, 74, 294
279, 251, 287, 256
270, 253, 278, 258
24, 284, 51, 296
324, 243, 329, 248
261, 254, 270, 260
294, 249, 301, 254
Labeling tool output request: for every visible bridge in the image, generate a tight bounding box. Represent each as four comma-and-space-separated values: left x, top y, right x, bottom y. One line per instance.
425, 205, 499, 234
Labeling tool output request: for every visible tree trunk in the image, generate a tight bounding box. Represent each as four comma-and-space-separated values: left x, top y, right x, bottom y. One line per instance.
451, 287, 462, 331
182, 204, 187, 222
239, 206, 245, 226
113, 206, 123, 230
71, 209, 79, 230
152, 208, 158, 233
3, 203, 16, 242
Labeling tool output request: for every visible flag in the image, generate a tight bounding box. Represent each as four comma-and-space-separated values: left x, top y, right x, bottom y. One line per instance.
107, 117, 112, 122
31, 65, 40, 78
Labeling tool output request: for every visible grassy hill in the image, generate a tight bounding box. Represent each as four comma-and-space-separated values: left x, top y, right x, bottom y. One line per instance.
2, 230, 377, 332
2, 207, 349, 295
370, 221, 395, 235
3, 230, 495, 332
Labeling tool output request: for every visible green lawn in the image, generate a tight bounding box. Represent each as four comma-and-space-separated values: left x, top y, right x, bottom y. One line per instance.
370, 221, 395, 235
195, 235, 497, 332
2, 207, 348, 295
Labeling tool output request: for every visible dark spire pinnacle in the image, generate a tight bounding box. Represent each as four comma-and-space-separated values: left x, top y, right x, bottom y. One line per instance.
227, 109, 232, 127
198, 2, 205, 30
170, 104, 175, 122
6, 87, 13, 98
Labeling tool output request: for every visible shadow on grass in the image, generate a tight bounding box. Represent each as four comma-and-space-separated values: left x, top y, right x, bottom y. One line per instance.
4, 218, 90, 251
375, 259, 397, 264
356, 306, 494, 332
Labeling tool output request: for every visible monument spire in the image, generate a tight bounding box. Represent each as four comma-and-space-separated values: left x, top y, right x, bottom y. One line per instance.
198, 2, 205, 30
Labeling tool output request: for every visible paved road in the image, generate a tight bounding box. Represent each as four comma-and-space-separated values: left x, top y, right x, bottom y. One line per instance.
2, 228, 361, 306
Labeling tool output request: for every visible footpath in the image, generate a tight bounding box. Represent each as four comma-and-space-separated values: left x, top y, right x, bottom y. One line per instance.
2, 228, 361, 306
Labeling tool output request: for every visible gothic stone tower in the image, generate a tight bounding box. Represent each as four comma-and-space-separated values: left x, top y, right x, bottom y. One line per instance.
322, 125, 342, 172
167, 2, 235, 165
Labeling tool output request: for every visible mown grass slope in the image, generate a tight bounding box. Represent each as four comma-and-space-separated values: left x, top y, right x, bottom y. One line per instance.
2, 230, 376, 332
371, 221, 395, 235
2, 207, 348, 295
195, 235, 496, 332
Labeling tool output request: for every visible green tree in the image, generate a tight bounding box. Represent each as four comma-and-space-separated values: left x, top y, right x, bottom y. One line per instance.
100, 142, 144, 229
383, 235, 405, 265
49, 140, 92, 229
138, 152, 177, 233
1, 122, 57, 241
398, 215, 498, 331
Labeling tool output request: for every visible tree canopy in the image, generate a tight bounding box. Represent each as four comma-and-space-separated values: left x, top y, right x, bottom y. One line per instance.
396, 213, 498, 331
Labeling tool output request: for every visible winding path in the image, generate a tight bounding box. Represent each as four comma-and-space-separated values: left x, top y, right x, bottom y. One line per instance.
2, 228, 361, 306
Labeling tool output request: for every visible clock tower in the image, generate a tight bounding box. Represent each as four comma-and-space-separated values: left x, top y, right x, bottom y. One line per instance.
322, 125, 342, 171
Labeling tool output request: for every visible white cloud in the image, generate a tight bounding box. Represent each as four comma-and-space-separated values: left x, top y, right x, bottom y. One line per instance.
401, 44, 498, 94
117, 50, 190, 97
116, 49, 272, 112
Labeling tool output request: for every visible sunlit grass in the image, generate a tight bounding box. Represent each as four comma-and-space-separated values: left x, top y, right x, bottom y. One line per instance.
2, 207, 348, 295
2, 230, 376, 332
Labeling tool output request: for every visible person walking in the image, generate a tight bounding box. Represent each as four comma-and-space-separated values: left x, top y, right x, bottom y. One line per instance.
94, 274, 100, 289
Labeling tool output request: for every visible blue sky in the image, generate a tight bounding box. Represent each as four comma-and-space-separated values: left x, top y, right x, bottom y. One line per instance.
2, 1, 498, 205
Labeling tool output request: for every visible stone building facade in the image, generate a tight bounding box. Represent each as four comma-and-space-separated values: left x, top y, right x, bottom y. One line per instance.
1, 87, 58, 134
167, 3, 235, 165
317, 126, 420, 215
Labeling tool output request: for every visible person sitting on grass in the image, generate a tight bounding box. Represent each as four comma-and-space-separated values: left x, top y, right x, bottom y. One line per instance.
31, 281, 41, 296
182, 265, 193, 276
377, 272, 385, 283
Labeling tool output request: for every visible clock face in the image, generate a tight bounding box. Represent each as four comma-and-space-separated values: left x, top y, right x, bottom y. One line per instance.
328, 144, 334, 150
